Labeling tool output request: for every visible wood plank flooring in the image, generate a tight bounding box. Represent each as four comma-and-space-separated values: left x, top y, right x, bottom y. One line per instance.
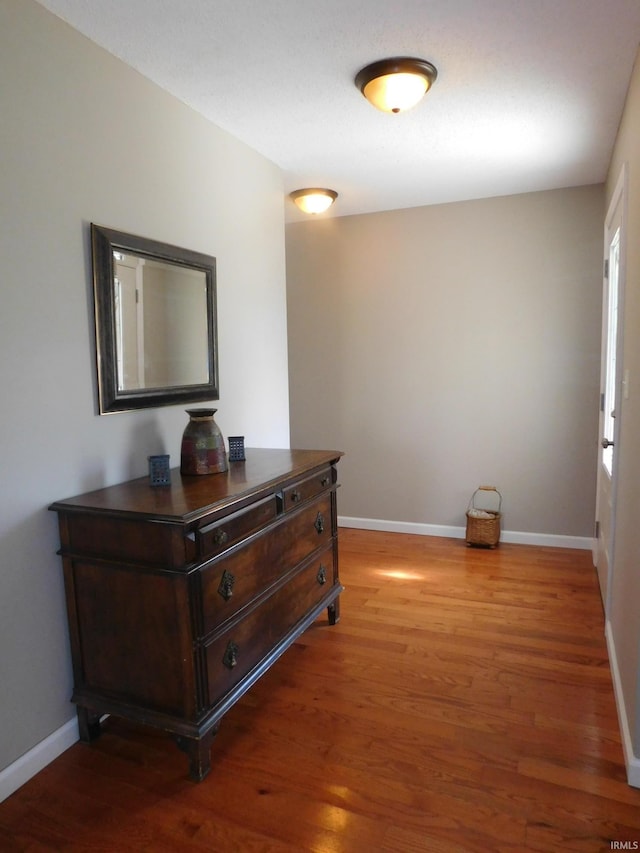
2, 528, 640, 852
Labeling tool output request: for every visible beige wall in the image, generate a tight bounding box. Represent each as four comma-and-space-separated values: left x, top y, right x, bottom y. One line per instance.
286, 186, 604, 539
605, 46, 640, 773
0, 0, 289, 777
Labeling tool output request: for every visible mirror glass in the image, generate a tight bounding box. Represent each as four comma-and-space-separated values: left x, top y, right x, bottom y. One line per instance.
91, 224, 219, 414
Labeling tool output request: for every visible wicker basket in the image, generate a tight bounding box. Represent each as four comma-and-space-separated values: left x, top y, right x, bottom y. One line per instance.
465, 486, 502, 548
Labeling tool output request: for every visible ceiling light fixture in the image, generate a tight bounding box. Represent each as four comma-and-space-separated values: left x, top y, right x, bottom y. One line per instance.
290, 188, 338, 214
355, 57, 438, 114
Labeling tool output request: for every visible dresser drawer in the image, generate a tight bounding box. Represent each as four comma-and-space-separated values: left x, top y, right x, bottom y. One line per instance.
204, 544, 336, 707
199, 494, 333, 636
282, 465, 333, 512
194, 495, 277, 561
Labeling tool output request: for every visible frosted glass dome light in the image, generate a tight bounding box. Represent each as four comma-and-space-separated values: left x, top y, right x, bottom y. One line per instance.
290, 188, 338, 214
355, 57, 438, 113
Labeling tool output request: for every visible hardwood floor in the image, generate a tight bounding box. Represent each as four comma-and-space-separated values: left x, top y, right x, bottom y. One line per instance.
2, 529, 640, 852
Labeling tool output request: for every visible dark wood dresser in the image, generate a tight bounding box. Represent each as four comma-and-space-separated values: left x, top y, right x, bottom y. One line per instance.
49, 448, 343, 780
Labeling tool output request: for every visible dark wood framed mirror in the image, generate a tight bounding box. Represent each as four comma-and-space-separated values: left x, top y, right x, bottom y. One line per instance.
91, 224, 219, 414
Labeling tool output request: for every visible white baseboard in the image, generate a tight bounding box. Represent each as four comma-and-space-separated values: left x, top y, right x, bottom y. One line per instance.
605, 620, 640, 788
0, 717, 78, 803
337, 516, 592, 550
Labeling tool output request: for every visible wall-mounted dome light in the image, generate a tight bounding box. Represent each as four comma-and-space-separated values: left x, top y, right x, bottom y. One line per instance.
290, 188, 338, 214
355, 57, 438, 113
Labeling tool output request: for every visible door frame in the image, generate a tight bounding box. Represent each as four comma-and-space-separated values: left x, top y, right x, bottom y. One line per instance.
594, 162, 628, 615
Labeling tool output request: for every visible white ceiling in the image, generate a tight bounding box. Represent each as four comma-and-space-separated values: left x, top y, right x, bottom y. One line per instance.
35, 0, 640, 222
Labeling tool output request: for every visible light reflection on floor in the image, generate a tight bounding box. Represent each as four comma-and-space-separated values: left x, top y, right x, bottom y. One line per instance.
375, 567, 426, 581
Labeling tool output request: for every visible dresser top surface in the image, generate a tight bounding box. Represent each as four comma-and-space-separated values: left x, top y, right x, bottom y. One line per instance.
49, 448, 342, 524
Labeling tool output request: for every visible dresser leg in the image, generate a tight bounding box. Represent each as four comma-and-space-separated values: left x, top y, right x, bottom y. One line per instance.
77, 707, 102, 742
175, 726, 219, 782
328, 597, 341, 625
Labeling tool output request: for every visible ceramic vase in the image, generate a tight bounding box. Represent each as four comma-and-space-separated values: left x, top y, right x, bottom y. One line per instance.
180, 408, 228, 475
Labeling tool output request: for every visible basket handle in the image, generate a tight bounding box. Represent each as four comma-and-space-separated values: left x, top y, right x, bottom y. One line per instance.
468, 486, 502, 513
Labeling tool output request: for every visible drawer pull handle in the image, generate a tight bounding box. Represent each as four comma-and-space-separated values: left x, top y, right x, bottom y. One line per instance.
321, 476, 330, 487
223, 641, 239, 670
213, 529, 228, 546
217, 570, 236, 601
317, 564, 327, 586
314, 512, 325, 535
291, 490, 301, 503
